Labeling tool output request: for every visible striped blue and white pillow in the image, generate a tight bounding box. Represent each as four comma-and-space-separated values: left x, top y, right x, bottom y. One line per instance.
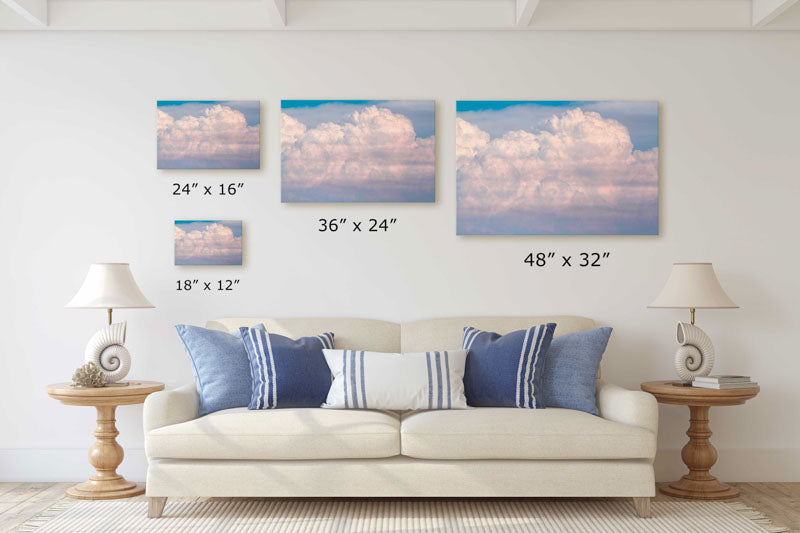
462, 323, 556, 408
240, 324, 334, 409
321, 349, 468, 410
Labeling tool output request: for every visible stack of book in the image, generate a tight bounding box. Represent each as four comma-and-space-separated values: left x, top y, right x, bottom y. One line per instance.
692, 375, 758, 389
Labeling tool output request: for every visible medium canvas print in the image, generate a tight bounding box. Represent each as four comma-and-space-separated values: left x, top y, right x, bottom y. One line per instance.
174, 220, 243, 266
281, 100, 435, 202
457, 101, 659, 235
157, 100, 260, 169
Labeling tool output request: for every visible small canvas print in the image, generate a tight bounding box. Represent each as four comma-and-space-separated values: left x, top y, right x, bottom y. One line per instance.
157, 100, 260, 169
174, 220, 243, 266
457, 101, 659, 235
281, 100, 435, 202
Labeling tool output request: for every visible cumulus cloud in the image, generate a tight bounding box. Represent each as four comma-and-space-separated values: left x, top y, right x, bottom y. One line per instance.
457, 107, 658, 235
174, 222, 242, 265
157, 103, 260, 169
281, 104, 435, 202
458, 101, 658, 152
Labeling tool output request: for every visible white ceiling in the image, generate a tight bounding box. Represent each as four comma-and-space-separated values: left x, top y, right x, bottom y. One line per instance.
1, 0, 799, 30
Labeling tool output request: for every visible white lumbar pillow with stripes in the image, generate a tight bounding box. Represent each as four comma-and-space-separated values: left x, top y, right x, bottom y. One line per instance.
321, 349, 469, 410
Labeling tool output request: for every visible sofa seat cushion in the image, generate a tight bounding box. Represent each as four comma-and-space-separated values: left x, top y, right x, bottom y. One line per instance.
147, 407, 400, 460
400, 408, 655, 460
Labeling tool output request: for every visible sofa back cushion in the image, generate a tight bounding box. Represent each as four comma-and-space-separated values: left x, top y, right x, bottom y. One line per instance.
208, 316, 596, 355
401, 316, 595, 353
208, 317, 400, 352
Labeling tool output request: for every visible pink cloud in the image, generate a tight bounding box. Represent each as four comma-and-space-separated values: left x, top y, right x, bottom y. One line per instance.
157, 104, 259, 169
457, 108, 658, 217
174, 222, 242, 265
281, 105, 434, 202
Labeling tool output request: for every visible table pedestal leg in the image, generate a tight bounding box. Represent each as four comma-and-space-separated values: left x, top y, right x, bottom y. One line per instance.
660, 405, 739, 500
66, 405, 144, 500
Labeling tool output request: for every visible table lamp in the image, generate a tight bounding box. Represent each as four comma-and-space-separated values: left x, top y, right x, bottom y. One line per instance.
648, 262, 738, 383
66, 263, 154, 384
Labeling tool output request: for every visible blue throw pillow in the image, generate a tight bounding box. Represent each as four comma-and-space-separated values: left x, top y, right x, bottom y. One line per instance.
175, 325, 252, 417
542, 327, 613, 415
240, 325, 334, 409
462, 323, 556, 408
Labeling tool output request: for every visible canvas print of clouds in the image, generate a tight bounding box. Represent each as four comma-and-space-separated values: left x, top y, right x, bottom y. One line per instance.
457, 101, 659, 235
174, 220, 243, 266
281, 100, 435, 202
157, 101, 260, 169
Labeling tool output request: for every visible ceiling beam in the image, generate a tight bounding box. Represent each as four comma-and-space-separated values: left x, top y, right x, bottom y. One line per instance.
515, 0, 540, 27
752, 0, 799, 26
264, 0, 286, 26
1, 0, 47, 26
2, 0, 796, 31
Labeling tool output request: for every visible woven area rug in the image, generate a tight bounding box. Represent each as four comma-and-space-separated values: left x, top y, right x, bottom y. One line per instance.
16, 499, 788, 533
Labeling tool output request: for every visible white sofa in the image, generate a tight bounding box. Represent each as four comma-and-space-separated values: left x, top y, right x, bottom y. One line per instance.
144, 316, 658, 518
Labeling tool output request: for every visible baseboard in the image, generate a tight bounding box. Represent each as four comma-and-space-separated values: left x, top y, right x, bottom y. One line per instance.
654, 448, 800, 482
2, 448, 798, 483
0, 448, 148, 482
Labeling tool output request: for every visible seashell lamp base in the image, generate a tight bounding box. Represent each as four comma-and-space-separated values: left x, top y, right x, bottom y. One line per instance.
84, 322, 132, 383
673, 322, 715, 382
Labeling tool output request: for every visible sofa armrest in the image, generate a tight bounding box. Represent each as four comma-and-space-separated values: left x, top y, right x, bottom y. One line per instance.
143, 384, 199, 433
596, 379, 658, 435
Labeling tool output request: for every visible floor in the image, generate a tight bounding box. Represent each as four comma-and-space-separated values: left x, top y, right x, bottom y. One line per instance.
0, 482, 798, 532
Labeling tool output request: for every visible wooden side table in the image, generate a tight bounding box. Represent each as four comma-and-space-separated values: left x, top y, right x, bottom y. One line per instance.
45, 381, 165, 500
640, 380, 759, 500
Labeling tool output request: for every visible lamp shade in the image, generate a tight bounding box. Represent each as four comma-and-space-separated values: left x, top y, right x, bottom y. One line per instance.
66, 263, 154, 309
648, 262, 738, 309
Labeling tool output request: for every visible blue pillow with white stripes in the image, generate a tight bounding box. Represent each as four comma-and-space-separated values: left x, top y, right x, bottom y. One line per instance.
239, 324, 334, 409
462, 323, 556, 408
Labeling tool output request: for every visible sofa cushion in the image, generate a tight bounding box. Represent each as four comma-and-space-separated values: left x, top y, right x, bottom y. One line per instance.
240, 324, 334, 410
146, 408, 400, 460
322, 349, 469, 410
175, 325, 252, 416
400, 408, 655, 460
462, 324, 556, 408
542, 327, 613, 415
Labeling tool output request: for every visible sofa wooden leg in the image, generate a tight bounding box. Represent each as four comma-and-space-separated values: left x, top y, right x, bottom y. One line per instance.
148, 497, 167, 518
632, 497, 652, 518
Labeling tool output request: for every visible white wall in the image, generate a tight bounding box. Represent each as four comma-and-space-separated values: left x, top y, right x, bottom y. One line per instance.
0, 30, 798, 483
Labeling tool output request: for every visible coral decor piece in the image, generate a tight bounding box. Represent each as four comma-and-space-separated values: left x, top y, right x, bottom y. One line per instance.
71, 362, 106, 388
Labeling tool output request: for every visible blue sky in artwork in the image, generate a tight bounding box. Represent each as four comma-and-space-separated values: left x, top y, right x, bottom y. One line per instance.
157, 101, 260, 127
457, 100, 658, 152
282, 100, 435, 139
175, 220, 242, 238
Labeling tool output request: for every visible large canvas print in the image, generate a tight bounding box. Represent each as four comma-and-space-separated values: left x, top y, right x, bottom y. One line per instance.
157, 101, 260, 169
281, 100, 435, 202
457, 101, 659, 235
174, 220, 243, 266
